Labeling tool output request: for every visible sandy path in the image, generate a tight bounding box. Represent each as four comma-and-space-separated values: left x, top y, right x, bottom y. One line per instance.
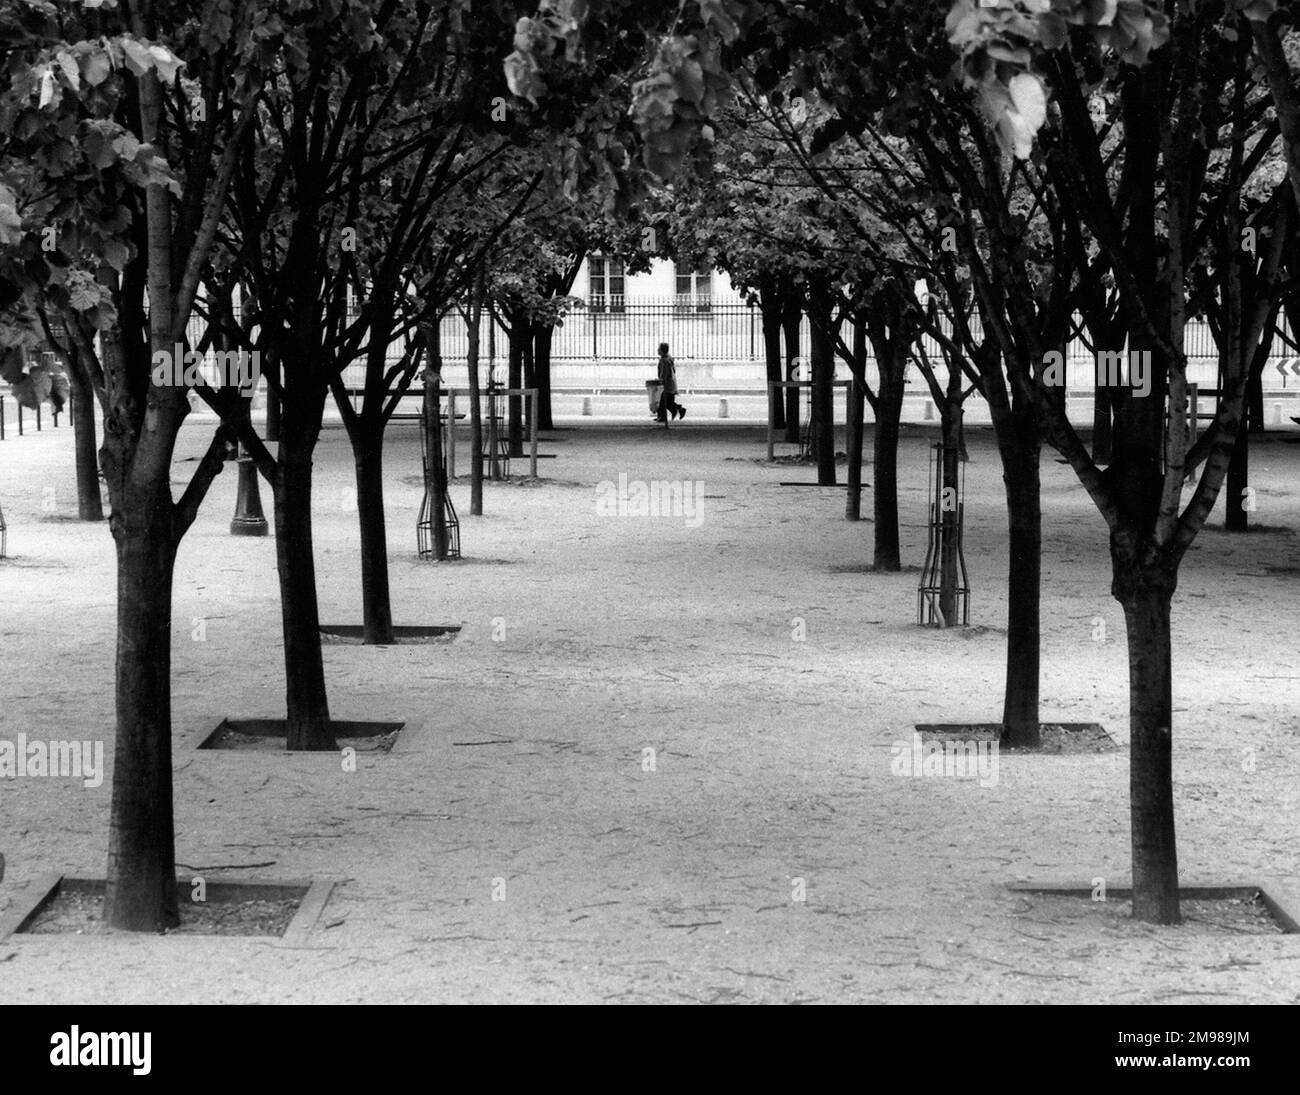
0, 413, 1297, 1003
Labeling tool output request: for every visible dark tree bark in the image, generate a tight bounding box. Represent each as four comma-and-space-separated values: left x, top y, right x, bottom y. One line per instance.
871, 412, 901, 572
92, 38, 253, 927
68, 365, 104, 521
423, 323, 451, 560
781, 289, 802, 444
871, 355, 907, 571
986, 375, 1042, 748
1092, 377, 1114, 465
467, 272, 485, 516
860, 295, 915, 573
845, 319, 866, 521
846, 385, 864, 519
938, 412, 963, 624
1000, 448, 1041, 746
265, 380, 282, 443
105, 516, 180, 931
1246, 364, 1263, 434
1225, 419, 1249, 530
353, 427, 393, 644
532, 323, 554, 432
522, 330, 535, 440
1113, 552, 1179, 924
337, 324, 400, 646
521, 252, 581, 434
806, 276, 837, 485
759, 278, 787, 433
507, 318, 525, 458
272, 388, 335, 751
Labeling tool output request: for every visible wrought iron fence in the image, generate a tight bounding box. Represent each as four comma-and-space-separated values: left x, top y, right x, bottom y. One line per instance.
433, 299, 762, 363
180, 299, 1296, 394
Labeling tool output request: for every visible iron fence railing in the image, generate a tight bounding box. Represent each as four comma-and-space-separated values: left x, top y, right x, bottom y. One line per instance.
175, 299, 1297, 394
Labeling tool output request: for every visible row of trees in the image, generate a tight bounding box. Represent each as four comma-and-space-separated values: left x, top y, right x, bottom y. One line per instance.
509, 0, 1300, 924
0, 0, 658, 930
4, 0, 1298, 932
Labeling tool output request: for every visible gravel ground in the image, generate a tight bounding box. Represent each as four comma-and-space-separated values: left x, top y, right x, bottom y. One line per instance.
0, 412, 1297, 1003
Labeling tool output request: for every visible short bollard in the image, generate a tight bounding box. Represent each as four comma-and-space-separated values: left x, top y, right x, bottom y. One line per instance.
718, 397, 729, 419
582, 396, 593, 416
230, 446, 269, 536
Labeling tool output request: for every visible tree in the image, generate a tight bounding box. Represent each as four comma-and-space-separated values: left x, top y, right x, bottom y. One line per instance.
512, 0, 1294, 925
488, 186, 640, 452
949, 0, 1290, 920
651, 104, 815, 440
1, 0, 271, 929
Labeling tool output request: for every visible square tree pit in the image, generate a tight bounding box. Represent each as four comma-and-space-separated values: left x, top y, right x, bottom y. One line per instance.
0, 875, 335, 940
196, 718, 408, 753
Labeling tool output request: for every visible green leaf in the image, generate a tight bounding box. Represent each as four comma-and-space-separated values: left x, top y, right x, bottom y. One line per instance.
1037, 12, 1069, 50
119, 37, 153, 76
111, 131, 141, 161
69, 279, 101, 311
101, 239, 130, 272
80, 47, 112, 87
55, 50, 80, 92
673, 58, 705, 104
147, 44, 185, 83
699, 0, 741, 43
0, 200, 22, 248
1236, 0, 1277, 21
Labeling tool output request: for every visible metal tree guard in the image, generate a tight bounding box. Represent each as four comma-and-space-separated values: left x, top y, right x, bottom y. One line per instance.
482, 373, 510, 479
918, 441, 970, 627
417, 390, 460, 560
792, 359, 816, 460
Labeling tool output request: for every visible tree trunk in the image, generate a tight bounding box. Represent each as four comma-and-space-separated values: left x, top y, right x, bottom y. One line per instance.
1225, 418, 1249, 531
846, 318, 865, 520
423, 328, 450, 560
846, 380, 864, 520
1092, 378, 1114, 465
354, 429, 394, 643
807, 279, 836, 485
273, 433, 335, 751
870, 416, 901, 572
939, 411, 963, 623
987, 381, 1042, 748
1115, 561, 1180, 925
872, 348, 907, 571
1000, 452, 1041, 747
468, 283, 485, 516
507, 321, 524, 458
104, 521, 180, 931
522, 330, 535, 444
266, 381, 282, 443
1246, 365, 1263, 435
68, 367, 104, 520
760, 281, 786, 432
532, 324, 554, 432
782, 294, 802, 444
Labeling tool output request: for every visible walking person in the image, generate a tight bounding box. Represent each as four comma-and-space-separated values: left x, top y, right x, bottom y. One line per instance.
655, 342, 685, 425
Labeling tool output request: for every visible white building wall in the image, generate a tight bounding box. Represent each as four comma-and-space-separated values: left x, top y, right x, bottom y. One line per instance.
573, 257, 749, 304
